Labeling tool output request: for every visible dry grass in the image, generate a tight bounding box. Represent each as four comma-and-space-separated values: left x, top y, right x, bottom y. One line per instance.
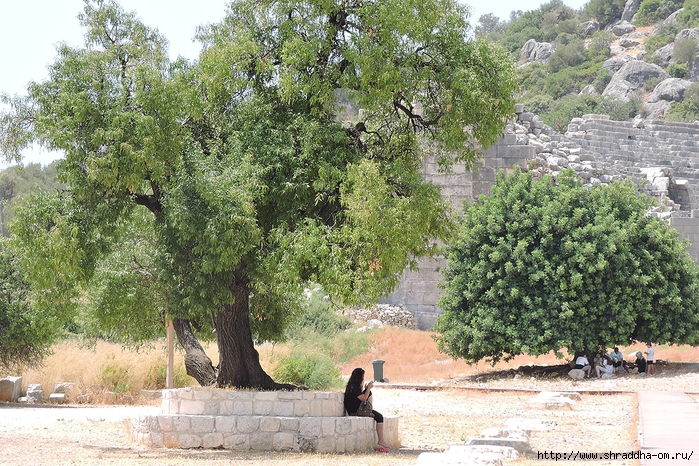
6, 328, 699, 401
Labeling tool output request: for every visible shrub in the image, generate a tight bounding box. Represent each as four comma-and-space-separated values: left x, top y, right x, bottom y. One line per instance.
673, 38, 699, 68
667, 63, 690, 78
587, 30, 615, 62
635, 0, 684, 26
593, 69, 613, 93
583, 0, 626, 28
285, 287, 350, 339
99, 363, 133, 394
666, 82, 699, 122
272, 349, 343, 389
143, 360, 191, 389
643, 76, 664, 92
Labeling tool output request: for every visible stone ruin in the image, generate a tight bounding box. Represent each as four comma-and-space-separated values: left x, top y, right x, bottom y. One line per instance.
131, 387, 399, 453
382, 107, 699, 329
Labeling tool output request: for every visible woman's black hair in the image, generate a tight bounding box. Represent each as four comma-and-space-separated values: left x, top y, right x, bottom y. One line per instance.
344, 367, 365, 397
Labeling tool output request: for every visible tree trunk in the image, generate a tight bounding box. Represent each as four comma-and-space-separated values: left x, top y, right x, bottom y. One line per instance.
172, 318, 217, 386
214, 272, 295, 390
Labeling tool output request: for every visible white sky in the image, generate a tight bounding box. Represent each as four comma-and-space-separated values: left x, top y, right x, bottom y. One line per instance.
0, 0, 588, 167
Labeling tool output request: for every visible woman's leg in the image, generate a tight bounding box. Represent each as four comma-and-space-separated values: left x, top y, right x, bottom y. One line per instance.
376, 422, 388, 448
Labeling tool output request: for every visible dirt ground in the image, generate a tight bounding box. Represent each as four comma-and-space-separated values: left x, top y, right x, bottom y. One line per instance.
1, 381, 671, 466
2, 361, 697, 466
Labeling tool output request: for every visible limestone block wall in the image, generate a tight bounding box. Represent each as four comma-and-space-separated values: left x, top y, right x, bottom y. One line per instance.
381, 112, 699, 330
131, 388, 399, 453
381, 137, 535, 329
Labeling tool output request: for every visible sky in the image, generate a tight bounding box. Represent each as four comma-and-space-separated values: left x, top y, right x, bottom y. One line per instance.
0, 0, 588, 167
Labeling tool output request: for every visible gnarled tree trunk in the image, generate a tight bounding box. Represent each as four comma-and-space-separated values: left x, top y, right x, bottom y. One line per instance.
214, 271, 294, 389
172, 318, 217, 386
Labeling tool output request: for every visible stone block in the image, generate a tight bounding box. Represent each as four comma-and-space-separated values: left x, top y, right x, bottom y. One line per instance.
193, 390, 212, 400
273, 401, 294, 416
280, 417, 299, 431
0, 376, 22, 402
466, 437, 531, 453
236, 416, 260, 434
250, 432, 274, 451
447, 444, 520, 461
48, 393, 66, 404
273, 431, 295, 451
178, 434, 202, 448
321, 418, 335, 437
179, 399, 206, 415
174, 416, 191, 432
253, 401, 273, 415
233, 400, 253, 415
299, 418, 322, 437
191, 416, 214, 433
316, 436, 336, 453
215, 415, 236, 432
158, 416, 174, 432
27, 384, 44, 403
260, 417, 281, 432
480, 428, 528, 440
202, 432, 224, 449
224, 433, 249, 450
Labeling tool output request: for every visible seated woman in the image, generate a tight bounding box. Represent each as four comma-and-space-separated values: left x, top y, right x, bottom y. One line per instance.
635, 352, 647, 374
344, 367, 390, 452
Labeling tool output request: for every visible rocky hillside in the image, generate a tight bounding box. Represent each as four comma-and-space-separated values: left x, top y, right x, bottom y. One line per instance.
498, 0, 699, 128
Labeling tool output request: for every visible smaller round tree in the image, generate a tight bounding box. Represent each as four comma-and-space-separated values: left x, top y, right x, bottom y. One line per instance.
434, 169, 699, 364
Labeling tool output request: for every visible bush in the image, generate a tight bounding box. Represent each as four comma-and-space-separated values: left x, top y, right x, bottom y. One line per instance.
673, 38, 699, 68
634, 0, 684, 26
583, 0, 626, 28
285, 287, 350, 339
99, 363, 133, 393
667, 82, 699, 122
587, 30, 615, 62
272, 349, 343, 389
593, 69, 613, 93
667, 63, 690, 78
143, 359, 191, 389
643, 76, 664, 92
644, 23, 680, 55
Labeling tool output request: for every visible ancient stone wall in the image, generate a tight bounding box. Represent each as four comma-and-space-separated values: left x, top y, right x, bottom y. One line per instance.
382, 110, 699, 330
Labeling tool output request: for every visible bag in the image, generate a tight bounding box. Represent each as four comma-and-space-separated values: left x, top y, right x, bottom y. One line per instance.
355, 400, 374, 418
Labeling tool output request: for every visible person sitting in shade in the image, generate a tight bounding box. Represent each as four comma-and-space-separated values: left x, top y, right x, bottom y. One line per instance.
609, 347, 628, 374
635, 351, 647, 374
574, 353, 592, 378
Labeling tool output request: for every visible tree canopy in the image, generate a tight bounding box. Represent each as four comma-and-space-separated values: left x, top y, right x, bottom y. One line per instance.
0, 0, 517, 386
434, 169, 699, 364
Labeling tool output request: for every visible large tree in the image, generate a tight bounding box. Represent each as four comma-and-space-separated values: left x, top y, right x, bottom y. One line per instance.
435, 169, 699, 364
1, 0, 517, 388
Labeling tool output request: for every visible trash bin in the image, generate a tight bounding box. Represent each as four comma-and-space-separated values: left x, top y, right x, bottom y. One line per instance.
372, 359, 385, 382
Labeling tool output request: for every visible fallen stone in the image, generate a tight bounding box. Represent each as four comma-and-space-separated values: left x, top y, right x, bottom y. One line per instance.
416, 451, 503, 466
0, 376, 22, 403
49, 393, 66, 404
53, 382, 76, 402
466, 437, 531, 453
26, 384, 44, 403
568, 369, 584, 381
77, 394, 92, 404
447, 444, 519, 460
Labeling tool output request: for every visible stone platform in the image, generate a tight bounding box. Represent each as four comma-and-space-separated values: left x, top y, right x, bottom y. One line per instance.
131, 388, 399, 453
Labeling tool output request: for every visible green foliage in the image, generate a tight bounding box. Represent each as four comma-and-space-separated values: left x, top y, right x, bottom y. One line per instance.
643, 76, 664, 92
635, 0, 684, 26
667, 63, 690, 78
0, 162, 63, 237
0, 0, 517, 385
644, 23, 680, 55
667, 82, 699, 121
272, 350, 343, 390
99, 363, 133, 393
679, 0, 699, 27
539, 95, 641, 132
673, 38, 699, 68
143, 360, 191, 389
475, 13, 507, 40
584, 0, 626, 28
547, 38, 587, 73
286, 288, 350, 340
435, 169, 699, 364
593, 68, 613, 93
501, 10, 544, 54
587, 30, 615, 62
0, 241, 56, 371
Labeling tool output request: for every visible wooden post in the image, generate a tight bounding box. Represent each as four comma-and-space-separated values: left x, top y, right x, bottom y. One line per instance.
166, 317, 174, 389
